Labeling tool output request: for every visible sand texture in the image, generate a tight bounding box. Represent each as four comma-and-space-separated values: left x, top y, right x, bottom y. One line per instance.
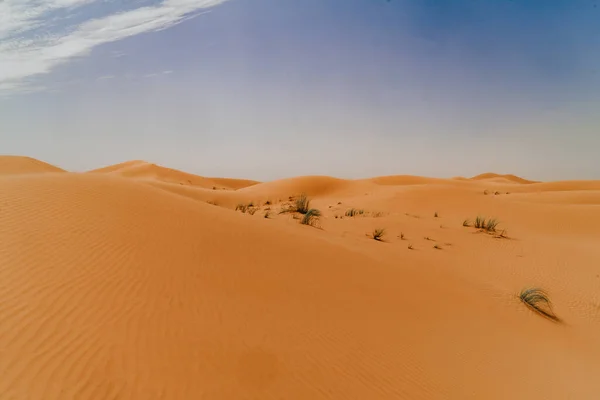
1, 156, 600, 399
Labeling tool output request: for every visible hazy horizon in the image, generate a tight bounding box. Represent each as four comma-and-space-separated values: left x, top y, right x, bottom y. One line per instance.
1, 0, 599, 181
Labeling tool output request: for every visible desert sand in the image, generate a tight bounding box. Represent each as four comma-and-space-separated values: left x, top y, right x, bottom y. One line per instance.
1, 156, 599, 399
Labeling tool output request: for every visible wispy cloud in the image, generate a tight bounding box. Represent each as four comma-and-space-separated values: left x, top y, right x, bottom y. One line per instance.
96, 75, 115, 81
144, 73, 159, 78
0, 0, 229, 96
162, 70, 173, 74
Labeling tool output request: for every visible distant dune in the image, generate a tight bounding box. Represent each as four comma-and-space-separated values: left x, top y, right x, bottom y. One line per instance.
0, 155, 65, 175
471, 172, 538, 184
1, 156, 599, 399
90, 160, 259, 190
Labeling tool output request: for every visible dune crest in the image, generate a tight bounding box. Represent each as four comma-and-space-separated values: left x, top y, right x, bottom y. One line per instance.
90, 160, 259, 190
0, 155, 65, 175
471, 172, 537, 184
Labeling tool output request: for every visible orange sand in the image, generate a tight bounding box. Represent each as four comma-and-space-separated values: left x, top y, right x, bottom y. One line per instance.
1, 156, 599, 399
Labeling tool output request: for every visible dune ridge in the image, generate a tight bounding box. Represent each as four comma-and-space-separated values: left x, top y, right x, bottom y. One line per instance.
0, 155, 66, 175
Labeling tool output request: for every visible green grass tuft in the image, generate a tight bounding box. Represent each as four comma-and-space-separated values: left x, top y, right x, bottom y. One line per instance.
519, 288, 560, 322
300, 208, 321, 227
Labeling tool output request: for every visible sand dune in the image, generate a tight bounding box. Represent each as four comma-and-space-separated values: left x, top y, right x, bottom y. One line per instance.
0, 155, 65, 175
471, 172, 537, 184
1, 158, 600, 399
90, 160, 259, 190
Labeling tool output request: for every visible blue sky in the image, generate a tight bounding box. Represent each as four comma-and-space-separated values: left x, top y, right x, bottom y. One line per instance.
1, 0, 599, 180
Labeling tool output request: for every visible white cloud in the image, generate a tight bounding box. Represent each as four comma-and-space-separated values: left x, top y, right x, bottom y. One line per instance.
162, 70, 173, 74
0, 0, 229, 95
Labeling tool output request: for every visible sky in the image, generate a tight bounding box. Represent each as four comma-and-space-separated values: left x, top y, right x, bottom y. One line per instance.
0, 0, 599, 181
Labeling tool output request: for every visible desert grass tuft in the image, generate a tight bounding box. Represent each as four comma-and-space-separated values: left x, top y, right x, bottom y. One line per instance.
264, 211, 270, 218
485, 218, 499, 232
463, 219, 471, 227
301, 208, 321, 227
247, 207, 258, 215
345, 208, 365, 217
236, 203, 249, 213
408, 244, 414, 250
433, 244, 442, 250
293, 194, 309, 214
474, 215, 485, 229
400, 232, 405, 240
372, 228, 386, 241
519, 288, 560, 322
434, 211, 439, 218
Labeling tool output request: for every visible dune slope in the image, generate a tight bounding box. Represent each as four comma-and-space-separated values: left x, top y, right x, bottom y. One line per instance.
0, 155, 65, 175
90, 160, 259, 190
1, 171, 600, 399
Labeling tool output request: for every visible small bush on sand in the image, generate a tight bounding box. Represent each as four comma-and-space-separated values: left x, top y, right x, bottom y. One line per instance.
519, 288, 560, 322
301, 208, 321, 227
248, 207, 258, 215
434, 211, 439, 218
295, 194, 310, 214
463, 219, 471, 227
408, 244, 414, 250
433, 244, 442, 250
471, 216, 499, 232
485, 218, 499, 232
400, 232, 405, 240
264, 211, 270, 218
345, 208, 365, 217
280, 193, 312, 215
372, 228, 386, 241
236, 203, 249, 213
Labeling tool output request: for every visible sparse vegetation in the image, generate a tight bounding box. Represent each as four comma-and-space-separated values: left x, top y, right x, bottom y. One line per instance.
495, 229, 508, 239
264, 211, 270, 218
494, 191, 500, 195
236, 203, 249, 213
295, 194, 310, 214
279, 193, 312, 215
372, 228, 386, 241
519, 288, 560, 322
484, 190, 489, 195
473, 216, 499, 232
301, 208, 321, 227
371, 211, 384, 218
424, 236, 434, 241
463, 219, 471, 227
264, 200, 271, 206
434, 211, 439, 218
248, 207, 258, 215
345, 208, 365, 217
400, 232, 405, 240
433, 244, 442, 250
408, 244, 414, 250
